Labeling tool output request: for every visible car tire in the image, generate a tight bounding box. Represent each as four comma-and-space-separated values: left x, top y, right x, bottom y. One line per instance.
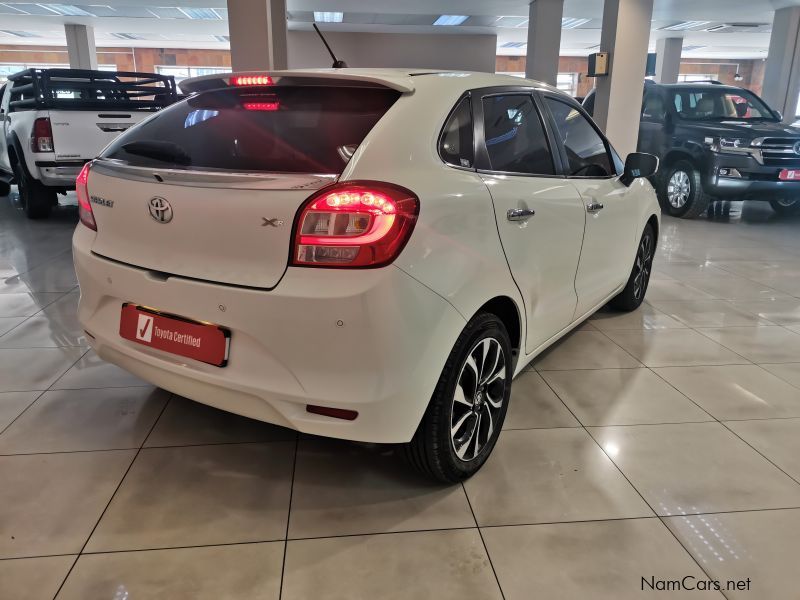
609, 223, 656, 312
769, 198, 800, 215
12, 157, 55, 219
405, 312, 512, 483
658, 160, 712, 218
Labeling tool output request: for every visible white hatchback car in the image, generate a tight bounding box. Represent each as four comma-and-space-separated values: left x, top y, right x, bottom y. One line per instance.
73, 69, 660, 482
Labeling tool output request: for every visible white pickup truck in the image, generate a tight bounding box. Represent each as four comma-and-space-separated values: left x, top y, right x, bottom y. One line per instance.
0, 68, 178, 218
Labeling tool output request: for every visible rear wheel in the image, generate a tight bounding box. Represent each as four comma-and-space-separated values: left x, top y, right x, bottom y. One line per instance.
658, 160, 712, 218
610, 223, 655, 312
405, 312, 512, 483
12, 157, 55, 219
769, 198, 800, 215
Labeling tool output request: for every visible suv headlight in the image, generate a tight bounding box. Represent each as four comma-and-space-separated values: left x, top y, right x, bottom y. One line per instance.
705, 136, 751, 153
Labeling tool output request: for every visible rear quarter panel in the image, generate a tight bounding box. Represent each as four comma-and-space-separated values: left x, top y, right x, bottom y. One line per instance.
342, 78, 527, 369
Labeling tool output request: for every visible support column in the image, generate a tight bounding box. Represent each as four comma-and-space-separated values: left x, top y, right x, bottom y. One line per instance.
655, 37, 682, 83
227, 0, 288, 72
64, 24, 97, 70
762, 6, 800, 122
592, 0, 654, 159
524, 0, 564, 86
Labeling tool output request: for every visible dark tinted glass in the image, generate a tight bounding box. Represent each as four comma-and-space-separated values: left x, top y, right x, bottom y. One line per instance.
440, 97, 474, 168
481, 94, 554, 175
670, 88, 776, 121
545, 97, 613, 177
102, 86, 400, 173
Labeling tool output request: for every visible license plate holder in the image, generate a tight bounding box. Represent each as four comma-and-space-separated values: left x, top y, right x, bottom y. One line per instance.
119, 303, 230, 367
779, 169, 800, 181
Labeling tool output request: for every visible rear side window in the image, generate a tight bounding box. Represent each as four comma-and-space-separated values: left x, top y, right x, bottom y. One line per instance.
481, 94, 554, 175
101, 86, 400, 174
545, 97, 613, 177
439, 97, 474, 168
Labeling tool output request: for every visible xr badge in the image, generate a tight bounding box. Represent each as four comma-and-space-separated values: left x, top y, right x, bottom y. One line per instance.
262, 217, 285, 227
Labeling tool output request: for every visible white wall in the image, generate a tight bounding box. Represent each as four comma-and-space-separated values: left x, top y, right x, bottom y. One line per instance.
287, 31, 497, 72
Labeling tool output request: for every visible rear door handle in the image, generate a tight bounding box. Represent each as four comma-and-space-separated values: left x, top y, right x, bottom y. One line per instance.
507, 208, 536, 221
586, 201, 604, 213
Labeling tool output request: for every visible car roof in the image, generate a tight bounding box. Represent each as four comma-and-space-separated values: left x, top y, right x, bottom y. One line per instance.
647, 81, 747, 92
181, 67, 560, 96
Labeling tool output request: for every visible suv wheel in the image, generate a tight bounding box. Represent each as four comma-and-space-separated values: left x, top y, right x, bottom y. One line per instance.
658, 160, 712, 218
405, 312, 512, 483
769, 198, 800, 215
610, 223, 655, 311
12, 157, 55, 219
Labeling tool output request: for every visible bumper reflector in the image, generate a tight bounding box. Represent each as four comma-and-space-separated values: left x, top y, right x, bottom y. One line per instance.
306, 405, 358, 421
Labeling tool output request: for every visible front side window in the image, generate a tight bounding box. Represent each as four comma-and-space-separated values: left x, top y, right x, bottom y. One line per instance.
440, 96, 474, 168
545, 97, 613, 177
670, 88, 777, 121
642, 92, 666, 122
481, 94, 554, 175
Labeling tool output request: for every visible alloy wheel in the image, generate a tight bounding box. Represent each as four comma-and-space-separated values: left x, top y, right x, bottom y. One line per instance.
633, 232, 654, 301
667, 170, 691, 209
450, 337, 507, 462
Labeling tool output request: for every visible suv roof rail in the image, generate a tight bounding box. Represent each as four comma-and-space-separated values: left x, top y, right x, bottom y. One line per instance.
692, 79, 725, 85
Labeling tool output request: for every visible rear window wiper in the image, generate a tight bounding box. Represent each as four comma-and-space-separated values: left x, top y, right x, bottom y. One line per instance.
121, 140, 191, 166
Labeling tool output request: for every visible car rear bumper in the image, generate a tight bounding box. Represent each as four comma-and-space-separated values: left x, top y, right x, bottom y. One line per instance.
35, 162, 84, 187
72, 225, 465, 444
706, 154, 800, 199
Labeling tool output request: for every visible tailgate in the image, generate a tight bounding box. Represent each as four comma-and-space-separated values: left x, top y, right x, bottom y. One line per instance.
88, 162, 333, 289
50, 111, 147, 161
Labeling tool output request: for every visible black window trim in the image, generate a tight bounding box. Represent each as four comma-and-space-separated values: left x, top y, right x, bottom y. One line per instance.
437, 91, 477, 172
537, 90, 621, 180
473, 85, 567, 179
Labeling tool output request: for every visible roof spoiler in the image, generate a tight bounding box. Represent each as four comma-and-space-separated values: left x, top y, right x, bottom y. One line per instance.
180, 70, 415, 94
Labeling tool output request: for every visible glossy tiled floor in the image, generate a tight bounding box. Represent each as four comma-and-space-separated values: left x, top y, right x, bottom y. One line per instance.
1, 192, 800, 600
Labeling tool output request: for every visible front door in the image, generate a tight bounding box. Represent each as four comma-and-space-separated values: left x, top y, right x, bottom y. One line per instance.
476, 91, 586, 353
542, 95, 640, 317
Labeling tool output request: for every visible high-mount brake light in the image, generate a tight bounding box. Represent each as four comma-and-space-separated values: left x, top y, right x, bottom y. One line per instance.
31, 117, 54, 153
292, 181, 419, 268
76, 162, 96, 231
242, 101, 280, 111
232, 75, 274, 86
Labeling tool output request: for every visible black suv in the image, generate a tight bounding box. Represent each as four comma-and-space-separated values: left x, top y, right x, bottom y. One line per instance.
584, 81, 800, 218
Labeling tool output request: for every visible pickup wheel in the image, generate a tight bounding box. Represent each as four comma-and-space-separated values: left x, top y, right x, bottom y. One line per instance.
405, 312, 511, 483
12, 158, 55, 219
610, 223, 655, 312
658, 160, 712, 219
769, 198, 800, 215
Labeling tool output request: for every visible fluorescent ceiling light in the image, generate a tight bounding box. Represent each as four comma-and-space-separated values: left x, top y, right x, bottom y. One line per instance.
561, 18, 590, 29
1, 29, 40, 37
314, 11, 343, 22
661, 20, 710, 31
500, 41, 527, 48
42, 4, 93, 16
433, 15, 468, 26
178, 7, 221, 20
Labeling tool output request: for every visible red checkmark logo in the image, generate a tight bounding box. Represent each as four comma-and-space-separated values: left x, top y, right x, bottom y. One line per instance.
139, 319, 151, 338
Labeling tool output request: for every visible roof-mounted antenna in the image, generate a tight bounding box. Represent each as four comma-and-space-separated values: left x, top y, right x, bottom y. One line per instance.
313, 23, 348, 68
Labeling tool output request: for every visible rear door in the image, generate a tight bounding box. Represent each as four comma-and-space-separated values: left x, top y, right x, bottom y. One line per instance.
475, 89, 586, 353
541, 94, 639, 317
88, 84, 400, 289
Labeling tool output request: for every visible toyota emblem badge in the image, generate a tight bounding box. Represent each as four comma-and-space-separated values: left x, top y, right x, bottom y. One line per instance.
148, 197, 173, 223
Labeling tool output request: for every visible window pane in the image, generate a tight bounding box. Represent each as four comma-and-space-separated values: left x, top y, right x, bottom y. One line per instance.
102, 86, 400, 174
669, 88, 774, 121
440, 97, 474, 168
481, 94, 554, 175
545, 98, 613, 177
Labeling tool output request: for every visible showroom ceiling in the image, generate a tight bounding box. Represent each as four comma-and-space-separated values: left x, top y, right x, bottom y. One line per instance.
0, 0, 798, 58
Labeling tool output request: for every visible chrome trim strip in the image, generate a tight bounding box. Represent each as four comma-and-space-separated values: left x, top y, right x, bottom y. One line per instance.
91, 158, 338, 190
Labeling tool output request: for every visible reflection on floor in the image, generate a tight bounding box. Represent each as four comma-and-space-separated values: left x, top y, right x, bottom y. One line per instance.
1, 193, 800, 599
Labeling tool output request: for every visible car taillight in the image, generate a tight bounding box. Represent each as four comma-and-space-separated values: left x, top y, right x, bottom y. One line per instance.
76, 162, 96, 231
242, 101, 280, 111
292, 181, 419, 268
232, 75, 273, 86
31, 117, 54, 153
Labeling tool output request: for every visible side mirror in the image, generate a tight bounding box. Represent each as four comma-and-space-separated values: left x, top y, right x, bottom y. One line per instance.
621, 152, 659, 187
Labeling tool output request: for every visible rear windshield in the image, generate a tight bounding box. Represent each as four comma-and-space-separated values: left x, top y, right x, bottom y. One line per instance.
101, 86, 401, 174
